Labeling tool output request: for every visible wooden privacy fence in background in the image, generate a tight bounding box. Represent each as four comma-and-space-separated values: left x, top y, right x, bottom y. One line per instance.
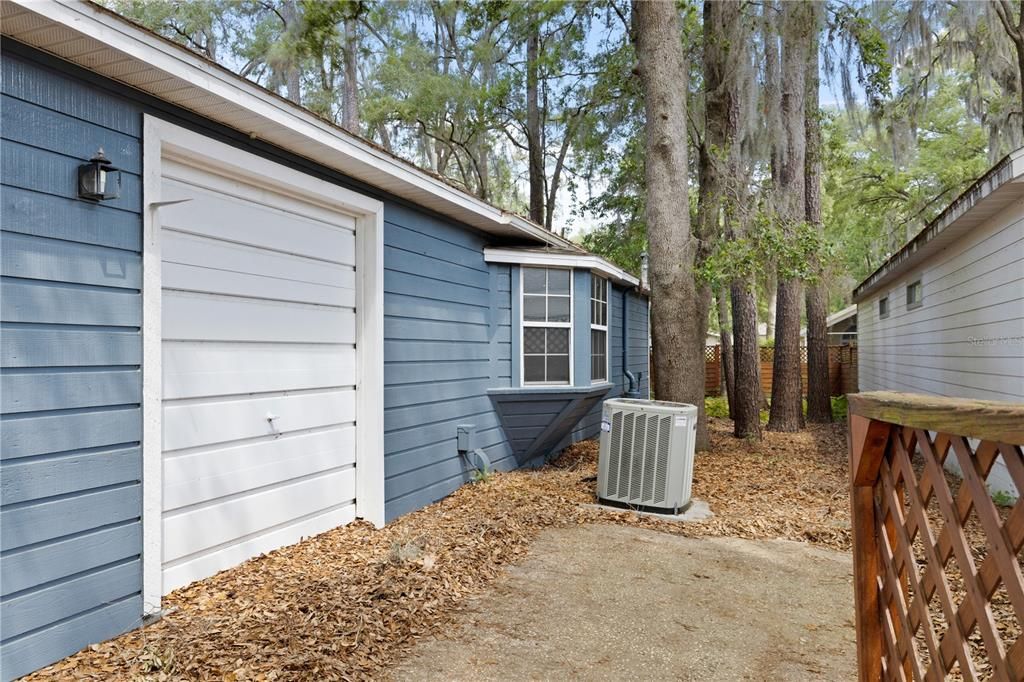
848, 392, 1024, 681
704, 344, 857, 397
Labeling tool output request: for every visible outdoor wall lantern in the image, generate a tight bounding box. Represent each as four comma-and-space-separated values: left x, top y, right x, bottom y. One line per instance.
78, 147, 121, 201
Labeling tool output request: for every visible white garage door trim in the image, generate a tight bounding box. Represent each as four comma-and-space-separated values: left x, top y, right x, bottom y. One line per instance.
140, 115, 384, 614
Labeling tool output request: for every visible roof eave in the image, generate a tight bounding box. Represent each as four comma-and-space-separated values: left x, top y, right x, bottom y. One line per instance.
483, 247, 642, 287
1, 0, 573, 250
852, 149, 1024, 303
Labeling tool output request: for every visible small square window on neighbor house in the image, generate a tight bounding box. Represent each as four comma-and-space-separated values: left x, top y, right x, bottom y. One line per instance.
879, 296, 889, 319
906, 280, 923, 309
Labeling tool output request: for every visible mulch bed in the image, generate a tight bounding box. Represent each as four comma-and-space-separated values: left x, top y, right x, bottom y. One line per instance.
27, 418, 855, 681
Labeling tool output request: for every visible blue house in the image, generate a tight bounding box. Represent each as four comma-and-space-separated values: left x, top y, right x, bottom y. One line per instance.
0, 2, 650, 678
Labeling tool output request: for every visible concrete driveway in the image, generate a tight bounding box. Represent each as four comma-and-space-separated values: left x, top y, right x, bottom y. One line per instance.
390, 524, 856, 681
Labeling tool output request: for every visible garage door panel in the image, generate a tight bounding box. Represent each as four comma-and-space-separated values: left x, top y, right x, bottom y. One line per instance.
163, 290, 356, 343
163, 388, 356, 452
163, 262, 355, 308
163, 426, 356, 511
162, 467, 356, 562
160, 176, 355, 263
161, 502, 355, 594
162, 159, 358, 233
158, 144, 362, 595
163, 342, 356, 400
162, 230, 356, 290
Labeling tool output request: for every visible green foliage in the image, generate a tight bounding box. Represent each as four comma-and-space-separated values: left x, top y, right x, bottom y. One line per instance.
696, 210, 834, 289
830, 396, 848, 421
992, 490, 1017, 508
704, 396, 730, 419
830, 5, 892, 108
470, 465, 494, 484
823, 76, 989, 286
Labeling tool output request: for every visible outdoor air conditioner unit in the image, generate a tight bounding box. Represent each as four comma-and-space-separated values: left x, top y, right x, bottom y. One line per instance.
597, 398, 697, 515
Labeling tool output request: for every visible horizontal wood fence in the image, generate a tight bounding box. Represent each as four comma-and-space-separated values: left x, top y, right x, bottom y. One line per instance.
705, 344, 857, 397
848, 392, 1024, 681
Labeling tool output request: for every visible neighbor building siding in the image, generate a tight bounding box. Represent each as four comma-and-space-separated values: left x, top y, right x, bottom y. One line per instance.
857, 197, 1024, 498
0, 52, 144, 680
858, 199, 1024, 401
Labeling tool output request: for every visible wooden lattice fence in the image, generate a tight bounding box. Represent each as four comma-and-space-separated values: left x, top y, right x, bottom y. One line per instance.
705, 344, 856, 397
848, 392, 1024, 681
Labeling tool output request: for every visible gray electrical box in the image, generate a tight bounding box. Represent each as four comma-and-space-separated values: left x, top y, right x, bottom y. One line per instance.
457, 424, 474, 452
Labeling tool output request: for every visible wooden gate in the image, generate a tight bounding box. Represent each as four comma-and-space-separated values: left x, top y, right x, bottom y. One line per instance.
848, 392, 1024, 681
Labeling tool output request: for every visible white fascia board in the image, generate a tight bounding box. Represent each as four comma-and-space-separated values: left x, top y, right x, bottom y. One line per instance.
825, 304, 857, 327
484, 248, 641, 287
13, 0, 565, 249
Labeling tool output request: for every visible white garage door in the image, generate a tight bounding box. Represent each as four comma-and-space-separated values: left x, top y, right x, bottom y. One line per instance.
158, 155, 359, 593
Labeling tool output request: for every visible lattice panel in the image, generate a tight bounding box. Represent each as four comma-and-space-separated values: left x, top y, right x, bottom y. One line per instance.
871, 426, 1024, 681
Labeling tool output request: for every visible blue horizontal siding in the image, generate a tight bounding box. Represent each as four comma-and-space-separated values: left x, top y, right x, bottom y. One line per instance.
1, 51, 142, 682
381, 211, 514, 521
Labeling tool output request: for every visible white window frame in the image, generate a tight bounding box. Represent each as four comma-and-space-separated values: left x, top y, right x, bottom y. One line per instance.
141, 116, 385, 614
520, 266, 573, 386
590, 275, 610, 384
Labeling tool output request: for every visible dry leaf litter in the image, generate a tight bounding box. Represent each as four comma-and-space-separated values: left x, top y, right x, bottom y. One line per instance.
23, 417, 1014, 680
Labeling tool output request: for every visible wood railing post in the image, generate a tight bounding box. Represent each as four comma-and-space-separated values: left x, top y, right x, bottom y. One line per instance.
849, 412, 892, 682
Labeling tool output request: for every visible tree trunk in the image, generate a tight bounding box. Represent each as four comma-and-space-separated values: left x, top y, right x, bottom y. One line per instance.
731, 282, 761, 438
282, 0, 302, 105
526, 14, 544, 225
701, 0, 744, 422
632, 0, 708, 450
342, 15, 360, 134
717, 289, 734, 416
804, 3, 831, 424
767, 0, 811, 432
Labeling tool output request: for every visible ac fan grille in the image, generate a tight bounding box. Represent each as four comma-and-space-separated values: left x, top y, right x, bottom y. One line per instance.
605, 409, 673, 506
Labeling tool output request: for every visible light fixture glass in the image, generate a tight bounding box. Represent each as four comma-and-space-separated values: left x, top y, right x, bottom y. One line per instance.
78, 147, 121, 201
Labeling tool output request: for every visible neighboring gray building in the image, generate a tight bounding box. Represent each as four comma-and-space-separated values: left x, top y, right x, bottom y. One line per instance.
826, 304, 857, 343
853, 148, 1024, 498
0, 3, 650, 678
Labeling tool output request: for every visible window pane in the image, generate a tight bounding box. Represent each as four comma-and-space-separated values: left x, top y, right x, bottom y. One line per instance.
591, 329, 606, 351
592, 354, 606, 381
524, 356, 546, 383
523, 295, 546, 322
523, 267, 546, 294
548, 269, 570, 294
548, 295, 571, 322
524, 327, 545, 354
547, 328, 569, 354
546, 355, 570, 382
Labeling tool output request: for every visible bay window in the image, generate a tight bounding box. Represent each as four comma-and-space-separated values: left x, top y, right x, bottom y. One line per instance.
522, 267, 572, 384
591, 275, 609, 382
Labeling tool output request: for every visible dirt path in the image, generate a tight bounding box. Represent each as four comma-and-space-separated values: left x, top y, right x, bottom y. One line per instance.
390, 524, 856, 681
